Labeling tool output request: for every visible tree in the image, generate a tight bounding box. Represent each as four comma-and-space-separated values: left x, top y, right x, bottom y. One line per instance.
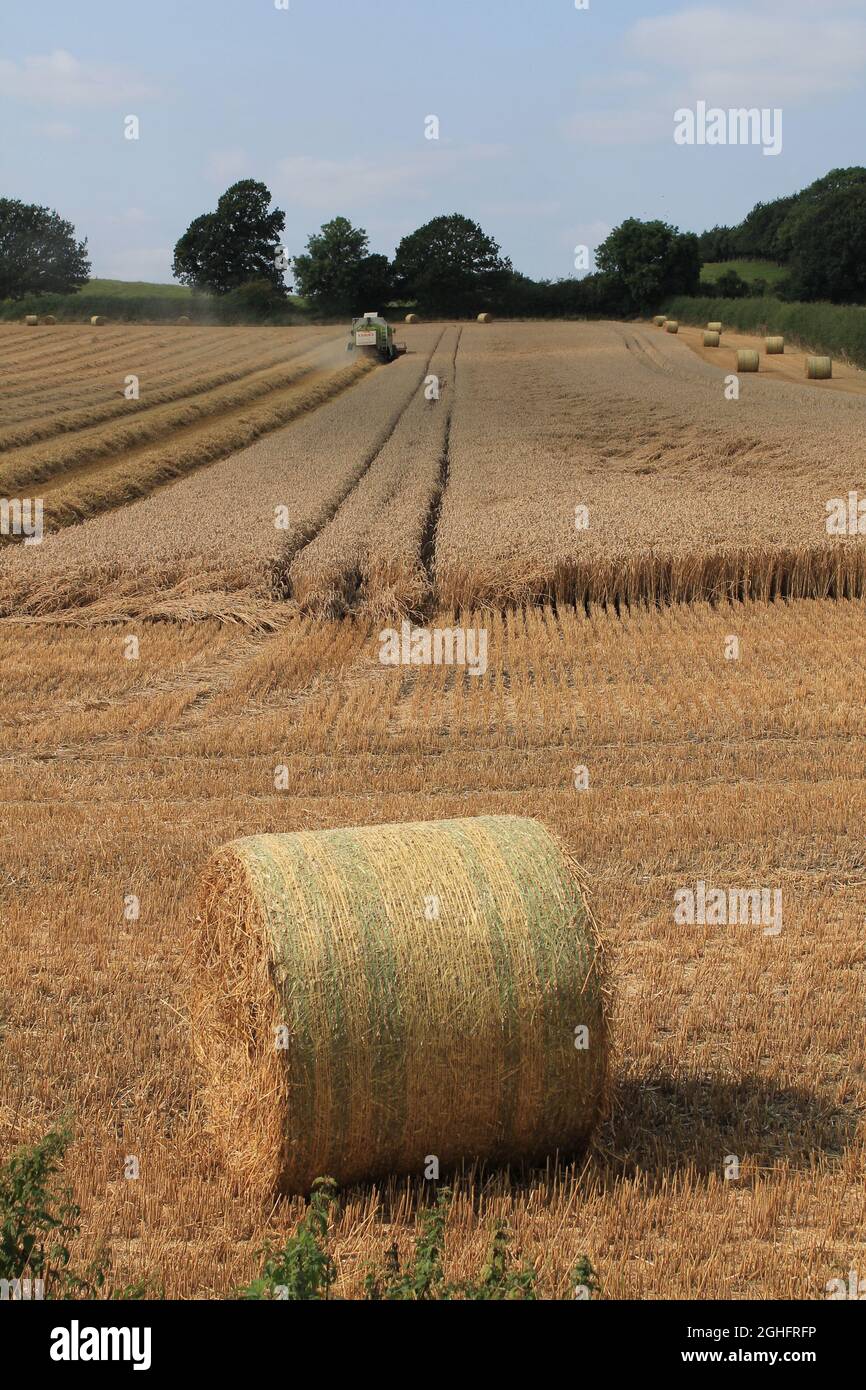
595, 219, 700, 313
292, 217, 392, 315
712, 270, 750, 299
732, 194, 798, 262
697, 224, 737, 264
392, 214, 512, 316
173, 180, 287, 296
0, 199, 90, 299
783, 181, 866, 304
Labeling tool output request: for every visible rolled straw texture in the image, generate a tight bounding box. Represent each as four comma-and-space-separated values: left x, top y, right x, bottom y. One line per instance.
191, 814, 608, 1194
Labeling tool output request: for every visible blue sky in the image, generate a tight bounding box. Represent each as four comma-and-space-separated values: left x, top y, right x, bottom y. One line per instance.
2, 0, 865, 283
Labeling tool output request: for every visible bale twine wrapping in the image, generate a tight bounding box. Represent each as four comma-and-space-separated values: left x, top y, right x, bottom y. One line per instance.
665, 320, 679, 334
191, 814, 608, 1195
24, 315, 38, 326
653, 315, 666, 326
405, 313, 419, 323
736, 349, 760, 373
765, 336, 784, 354
703, 331, 720, 348
807, 356, 832, 380
707, 321, 723, 332
90, 315, 106, 326
477, 312, 493, 323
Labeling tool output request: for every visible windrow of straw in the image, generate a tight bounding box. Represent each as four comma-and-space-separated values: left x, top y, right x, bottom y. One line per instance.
0, 326, 443, 618
0, 328, 332, 451
0, 346, 353, 496
190, 814, 609, 1195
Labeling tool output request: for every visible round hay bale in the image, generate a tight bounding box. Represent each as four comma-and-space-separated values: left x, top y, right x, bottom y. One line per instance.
806, 356, 832, 380
703, 331, 720, 348
477, 312, 493, 323
652, 315, 666, 327
191, 814, 609, 1195
43, 315, 57, 325
665, 319, 679, 334
765, 336, 785, 355
90, 315, 106, 326
176, 314, 191, 325
24, 315, 38, 326
405, 313, 419, 324
707, 321, 723, 332
736, 349, 760, 373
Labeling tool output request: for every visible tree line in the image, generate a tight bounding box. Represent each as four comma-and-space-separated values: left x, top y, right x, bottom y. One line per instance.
169, 180, 702, 318
696, 167, 866, 304
2, 165, 865, 318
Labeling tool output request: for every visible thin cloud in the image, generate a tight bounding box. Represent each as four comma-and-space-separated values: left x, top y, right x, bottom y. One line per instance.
567, 110, 669, 147
627, 6, 866, 104
206, 147, 252, 185
273, 145, 508, 210
0, 49, 158, 106
97, 247, 174, 281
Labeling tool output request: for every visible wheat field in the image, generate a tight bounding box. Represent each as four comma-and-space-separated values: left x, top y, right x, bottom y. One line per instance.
1, 320, 864, 1299
4, 320, 866, 620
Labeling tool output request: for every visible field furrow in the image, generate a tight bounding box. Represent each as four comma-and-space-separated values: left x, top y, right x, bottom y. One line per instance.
287, 326, 460, 616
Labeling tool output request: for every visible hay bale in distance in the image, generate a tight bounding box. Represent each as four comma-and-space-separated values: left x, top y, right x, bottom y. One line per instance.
43, 315, 57, 325
177, 315, 191, 325
707, 321, 723, 332
90, 315, 106, 326
703, 331, 720, 348
806, 356, 832, 380
665, 320, 679, 334
405, 313, 419, 324
24, 315, 38, 326
191, 814, 609, 1195
736, 350, 760, 373
653, 315, 666, 327
477, 312, 493, 323
765, 337, 785, 354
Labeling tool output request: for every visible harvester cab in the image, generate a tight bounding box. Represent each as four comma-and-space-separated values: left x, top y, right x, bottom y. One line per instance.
347, 312, 407, 362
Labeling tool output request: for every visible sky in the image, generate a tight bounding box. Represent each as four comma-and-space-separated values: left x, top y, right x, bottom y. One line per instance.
2, 0, 865, 284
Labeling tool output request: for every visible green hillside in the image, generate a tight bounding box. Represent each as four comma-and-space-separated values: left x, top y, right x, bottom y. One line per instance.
84, 278, 193, 299
701, 260, 788, 287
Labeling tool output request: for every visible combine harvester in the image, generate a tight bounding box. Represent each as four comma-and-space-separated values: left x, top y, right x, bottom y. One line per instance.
347, 311, 407, 363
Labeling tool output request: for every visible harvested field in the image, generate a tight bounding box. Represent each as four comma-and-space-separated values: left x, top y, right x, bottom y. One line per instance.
0, 325, 441, 619
4, 321, 866, 622
286, 327, 460, 616
0, 324, 355, 531
1, 319, 864, 1303
0, 598, 863, 1298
